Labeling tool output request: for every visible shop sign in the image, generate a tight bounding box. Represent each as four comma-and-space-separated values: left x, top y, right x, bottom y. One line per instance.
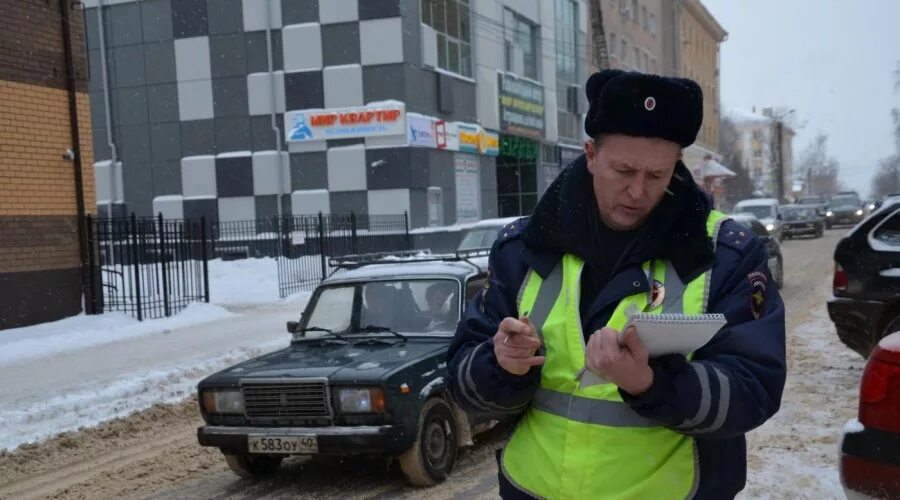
500, 135, 539, 161
408, 113, 437, 148
498, 73, 545, 140
479, 129, 500, 156
285, 102, 406, 142
458, 124, 480, 154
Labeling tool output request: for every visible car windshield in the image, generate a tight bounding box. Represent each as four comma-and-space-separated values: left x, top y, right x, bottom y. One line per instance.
782, 208, 817, 220
299, 279, 461, 338
736, 205, 774, 219
797, 198, 822, 205
829, 197, 859, 209
458, 228, 501, 250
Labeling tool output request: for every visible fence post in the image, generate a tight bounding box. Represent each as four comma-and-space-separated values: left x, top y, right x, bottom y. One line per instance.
318, 212, 327, 280
157, 213, 170, 317
350, 211, 359, 255
130, 213, 143, 321
201, 215, 210, 303
404, 211, 412, 250
84, 214, 97, 314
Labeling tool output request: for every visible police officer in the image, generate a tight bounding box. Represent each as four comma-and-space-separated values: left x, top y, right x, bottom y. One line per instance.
447, 70, 786, 499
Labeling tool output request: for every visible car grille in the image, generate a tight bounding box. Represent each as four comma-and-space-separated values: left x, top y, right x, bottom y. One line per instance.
241, 381, 331, 418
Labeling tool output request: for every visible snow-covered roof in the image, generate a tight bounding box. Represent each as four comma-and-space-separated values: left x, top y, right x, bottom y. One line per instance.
726, 108, 772, 124
325, 258, 482, 283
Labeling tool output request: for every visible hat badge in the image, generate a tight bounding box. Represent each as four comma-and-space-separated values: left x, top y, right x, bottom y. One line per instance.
644, 97, 656, 111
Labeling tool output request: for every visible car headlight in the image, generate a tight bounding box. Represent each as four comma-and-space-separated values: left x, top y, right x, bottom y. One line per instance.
826, 211, 833, 217
201, 389, 244, 414
855, 209, 864, 216
336, 387, 385, 414
765, 224, 775, 231
869, 203, 876, 210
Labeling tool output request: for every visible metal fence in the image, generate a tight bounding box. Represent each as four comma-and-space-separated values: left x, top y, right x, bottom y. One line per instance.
85, 214, 209, 321
85, 212, 411, 319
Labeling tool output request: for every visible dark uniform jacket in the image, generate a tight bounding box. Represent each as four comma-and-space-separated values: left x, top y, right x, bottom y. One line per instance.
447, 156, 787, 499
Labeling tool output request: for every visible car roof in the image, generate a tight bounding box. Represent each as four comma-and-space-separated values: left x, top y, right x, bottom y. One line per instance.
323, 255, 486, 284
735, 198, 778, 207
782, 204, 817, 209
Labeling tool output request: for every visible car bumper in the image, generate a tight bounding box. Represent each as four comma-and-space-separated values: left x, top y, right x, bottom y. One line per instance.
828, 214, 864, 225
840, 426, 900, 498
198, 424, 407, 455
783, 223, 820, 235
827, 297, 886, 354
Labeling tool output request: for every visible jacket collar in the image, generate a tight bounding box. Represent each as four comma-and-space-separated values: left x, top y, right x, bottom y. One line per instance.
520, 154, 715, 283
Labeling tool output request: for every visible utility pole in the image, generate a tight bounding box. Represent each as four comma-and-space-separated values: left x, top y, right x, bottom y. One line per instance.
776, 120, 784, 202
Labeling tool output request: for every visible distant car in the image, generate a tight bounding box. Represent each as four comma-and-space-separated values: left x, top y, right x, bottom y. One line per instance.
456, 217, 521, 251
839, 332, 900, 499
828, 200, 900, 357
196, 250, 494, 486
780, 205, 824, 239
826, 194, 865, 228
796, 195, 828, 217
733, 198, 783, 241
729, 213, 784, 289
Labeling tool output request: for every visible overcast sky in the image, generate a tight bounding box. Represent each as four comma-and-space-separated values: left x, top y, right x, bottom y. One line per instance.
702, 0, 900, 198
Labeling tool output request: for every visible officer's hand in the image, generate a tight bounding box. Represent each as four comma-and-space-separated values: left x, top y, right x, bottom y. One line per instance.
494, 316, 545, 376
585, 326, 653, 396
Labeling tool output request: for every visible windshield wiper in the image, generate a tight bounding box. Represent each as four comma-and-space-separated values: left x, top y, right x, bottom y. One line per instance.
350, 325, 407, 341
296, 326, 347, 341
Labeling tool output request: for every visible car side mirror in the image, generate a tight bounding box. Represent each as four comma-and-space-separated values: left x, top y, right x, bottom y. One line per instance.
287, 321, 299, 334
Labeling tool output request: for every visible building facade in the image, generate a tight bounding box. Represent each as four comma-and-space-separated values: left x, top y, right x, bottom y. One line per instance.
0, 0, 96, 328
675, 0, 726, 171
84, 0, 588, 225
595, 0, 666, 76
728, 108, 795, 200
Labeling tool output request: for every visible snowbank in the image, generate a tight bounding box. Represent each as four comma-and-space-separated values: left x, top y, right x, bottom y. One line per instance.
0, 303, 234, 368
844, 418, 865, 434
207, 257, 281, 304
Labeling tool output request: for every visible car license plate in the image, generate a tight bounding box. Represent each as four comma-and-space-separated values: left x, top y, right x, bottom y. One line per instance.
248, 435, 318, 454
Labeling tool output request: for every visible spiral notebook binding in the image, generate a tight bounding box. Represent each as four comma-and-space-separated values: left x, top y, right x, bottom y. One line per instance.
631, 312, 727, 323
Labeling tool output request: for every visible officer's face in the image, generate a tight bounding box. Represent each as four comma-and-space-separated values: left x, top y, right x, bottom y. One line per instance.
584, 134, 680, 231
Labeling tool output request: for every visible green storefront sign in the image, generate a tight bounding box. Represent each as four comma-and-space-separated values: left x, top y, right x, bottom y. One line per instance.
500, 135, 539, 161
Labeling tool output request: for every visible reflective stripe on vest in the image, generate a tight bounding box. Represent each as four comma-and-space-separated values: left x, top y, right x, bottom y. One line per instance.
502, 210, 728, 500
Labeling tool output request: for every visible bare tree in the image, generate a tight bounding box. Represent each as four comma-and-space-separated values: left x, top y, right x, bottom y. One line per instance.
719, 117, 754, 204
798, 134, 842, 197
871, 156, 900, 200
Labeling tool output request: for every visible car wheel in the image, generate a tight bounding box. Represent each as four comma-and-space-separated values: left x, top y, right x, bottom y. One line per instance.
224, 452, 283, 479
399, 397, 459, 487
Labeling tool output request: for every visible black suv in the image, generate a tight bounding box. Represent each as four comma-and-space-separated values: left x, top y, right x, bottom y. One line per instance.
826, 194, 865, 229
828, 201, 900, 357
196, 250, 492, 486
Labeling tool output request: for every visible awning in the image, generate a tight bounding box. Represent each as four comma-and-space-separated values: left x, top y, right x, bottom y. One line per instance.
700, 158, 735, 179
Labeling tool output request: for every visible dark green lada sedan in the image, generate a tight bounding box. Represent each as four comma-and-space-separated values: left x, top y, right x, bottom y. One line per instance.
196, 251, 491, 486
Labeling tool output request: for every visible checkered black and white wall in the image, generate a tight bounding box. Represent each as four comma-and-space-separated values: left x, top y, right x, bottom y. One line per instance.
85, 0, 489, 225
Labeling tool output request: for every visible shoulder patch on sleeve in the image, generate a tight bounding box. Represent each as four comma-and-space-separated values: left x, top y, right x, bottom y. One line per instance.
715, 219, 758, 254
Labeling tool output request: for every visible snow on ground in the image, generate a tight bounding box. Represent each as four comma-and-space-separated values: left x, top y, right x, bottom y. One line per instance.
0, 303, 234, 368
207, 257, 281, 304
738, 305, 864, 499
0, 292, 311, 451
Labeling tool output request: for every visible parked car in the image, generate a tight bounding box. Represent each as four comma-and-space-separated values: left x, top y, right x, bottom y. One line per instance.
729, 213, 784, 289
828, 200, 900, 357
839, 332, 900, 499
196, 250, 494, 486
457, 217, 520, 251
733, 198, 783, 241
826, 194, 865, 229
780, 204, 825, 239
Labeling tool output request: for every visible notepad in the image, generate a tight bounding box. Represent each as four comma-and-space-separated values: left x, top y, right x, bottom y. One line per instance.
578, 312, 728, 388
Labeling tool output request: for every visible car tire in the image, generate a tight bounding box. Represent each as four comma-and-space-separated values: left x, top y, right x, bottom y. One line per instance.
398, 397, 459, 487
223, 452, 283, 479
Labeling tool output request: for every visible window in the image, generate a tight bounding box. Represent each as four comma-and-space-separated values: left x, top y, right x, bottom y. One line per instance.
641, 6, 648, 30
873, 209, 900, 247
422, 0, 472, 77
556, 0, 580, 140
650, 57, 657, 74
631, 0, 639, 22
609, 33, 617, 58
504, 8, 539, 80
620, 39, 628, 63
634, 47, 640, 70
643, 52, 649, 72
650, 13, 656, 35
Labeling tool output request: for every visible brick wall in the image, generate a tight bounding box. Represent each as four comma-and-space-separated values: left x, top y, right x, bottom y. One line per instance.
0, 0, 96, 329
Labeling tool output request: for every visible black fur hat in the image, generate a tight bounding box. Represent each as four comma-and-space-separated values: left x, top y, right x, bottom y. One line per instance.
583, 70, 704, 148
